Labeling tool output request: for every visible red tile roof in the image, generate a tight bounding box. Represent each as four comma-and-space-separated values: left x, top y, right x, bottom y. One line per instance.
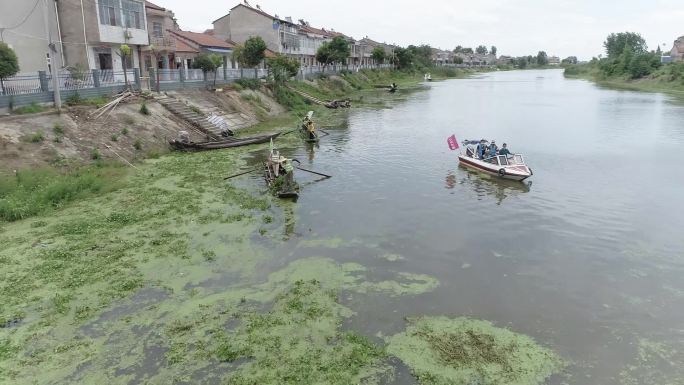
169, 30, 235, 49
172, 36, 199, 53
264, 49, 277, 58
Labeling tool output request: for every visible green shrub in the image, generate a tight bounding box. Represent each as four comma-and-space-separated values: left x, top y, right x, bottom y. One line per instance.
90, 148, 101, 160
189, 105, 201, 114
121, 127, 129, 136
28, 131, 45, 143
139, 102, 150, 115
232, 82, 244, 91
110, 134, 118, 142
65, 92, 84, 106
14, 103, 44, 115
235, 78, 260, 90
133, 139, 142, 150
52, 122, 64, 135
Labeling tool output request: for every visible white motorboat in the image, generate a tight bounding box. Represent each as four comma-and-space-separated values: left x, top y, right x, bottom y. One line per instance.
458, 141, 533, 181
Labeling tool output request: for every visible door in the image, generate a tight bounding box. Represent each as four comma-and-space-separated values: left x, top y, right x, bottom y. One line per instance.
98, 53, 113, 70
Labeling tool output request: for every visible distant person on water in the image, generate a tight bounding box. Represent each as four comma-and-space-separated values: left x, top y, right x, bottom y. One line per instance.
499, 143, 512, 156
489, 140, 498, 157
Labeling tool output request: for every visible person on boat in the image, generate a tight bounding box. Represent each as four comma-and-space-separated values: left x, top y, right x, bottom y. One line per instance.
476, 140, 487, 159
282, 158, 295, 191
499, 143, 512, 157
489, 140, 498, 157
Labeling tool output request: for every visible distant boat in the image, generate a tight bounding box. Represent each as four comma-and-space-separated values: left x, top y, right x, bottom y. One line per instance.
424, 73, 432, 81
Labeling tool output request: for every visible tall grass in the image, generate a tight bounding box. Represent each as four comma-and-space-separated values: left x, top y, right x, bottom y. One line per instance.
0, 165, 126, 222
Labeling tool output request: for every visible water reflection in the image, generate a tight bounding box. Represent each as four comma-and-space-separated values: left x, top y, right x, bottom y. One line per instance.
449, 167, 531, 205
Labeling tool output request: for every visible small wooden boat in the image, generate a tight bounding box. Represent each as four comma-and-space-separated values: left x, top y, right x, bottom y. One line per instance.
169, 132, 281, 151
264, 142, 299, 199
458, 140, 533, 181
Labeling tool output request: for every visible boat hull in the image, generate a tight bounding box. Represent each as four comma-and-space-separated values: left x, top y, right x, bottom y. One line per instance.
458, 155, 532, 181
169, 133, 280, 151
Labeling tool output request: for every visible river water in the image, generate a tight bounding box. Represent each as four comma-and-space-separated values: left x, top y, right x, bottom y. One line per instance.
259, 69, 684, 384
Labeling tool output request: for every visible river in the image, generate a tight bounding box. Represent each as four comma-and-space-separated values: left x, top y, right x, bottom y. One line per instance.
261, 69, 684, 384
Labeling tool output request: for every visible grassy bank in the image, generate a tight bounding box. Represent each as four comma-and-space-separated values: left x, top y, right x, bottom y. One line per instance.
564, 62, 684, 94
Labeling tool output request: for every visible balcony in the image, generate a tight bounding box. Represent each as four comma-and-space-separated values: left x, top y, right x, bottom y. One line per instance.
146, 35, 176, 51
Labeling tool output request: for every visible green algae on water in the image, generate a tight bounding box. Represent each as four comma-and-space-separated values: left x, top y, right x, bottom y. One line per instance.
387, 316, 564, 385
619, 338, 684, 385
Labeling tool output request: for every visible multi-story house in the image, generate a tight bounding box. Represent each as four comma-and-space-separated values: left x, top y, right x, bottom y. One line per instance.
55, 0, 149, 72
141, 1, 178, 74
213, 3, 300, 59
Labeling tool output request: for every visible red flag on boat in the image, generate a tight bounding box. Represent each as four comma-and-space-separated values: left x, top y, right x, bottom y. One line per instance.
447, 134, 459, 150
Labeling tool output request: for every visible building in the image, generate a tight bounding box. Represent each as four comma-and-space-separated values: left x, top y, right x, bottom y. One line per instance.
141, 1, 179, 74
432, 49, 454, 65
671, 36, 684, 62
168, 30, 235, 69
0, 0, 64, 73
53, 0, 148, 72
548, 56, 561, 65
213, 3, 299, 58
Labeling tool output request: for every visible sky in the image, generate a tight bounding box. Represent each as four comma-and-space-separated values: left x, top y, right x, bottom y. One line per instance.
158, 0, 683, 60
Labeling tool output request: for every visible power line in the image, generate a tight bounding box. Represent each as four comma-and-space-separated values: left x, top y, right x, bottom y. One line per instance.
1, 0, 42, 30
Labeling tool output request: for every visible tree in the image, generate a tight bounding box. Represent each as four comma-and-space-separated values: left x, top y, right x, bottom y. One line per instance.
392, 47, 414, 69
461, 47, 474, 54
562, 56, 578, 65
0, 42, 20, 95
241, 36, 267, 68
407, 44, 432, 68
371, 47, 386, 64
536, 51, 548, 66
453, 45, 463, 53
476, 45, 488, 55
316, 36, 350, 70
490, 46, 497, 57
118, 44, 131, 89
454, 56, 464, 65
193, 53, 223, 86
604, 32, 647, 59
267, 54, 300, 83
627, 52, 661, 79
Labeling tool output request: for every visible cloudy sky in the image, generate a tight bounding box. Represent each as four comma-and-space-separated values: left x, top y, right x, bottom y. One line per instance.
158, 0, 682, 60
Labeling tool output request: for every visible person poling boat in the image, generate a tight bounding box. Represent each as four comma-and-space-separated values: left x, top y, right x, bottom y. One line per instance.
300, 111, 319, 142
264, 139, 299, 199
447, 134, 533, 181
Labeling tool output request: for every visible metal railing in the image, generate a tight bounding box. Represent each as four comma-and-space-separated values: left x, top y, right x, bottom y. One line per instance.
0, 74, 43, 95
1, 64, 395, 97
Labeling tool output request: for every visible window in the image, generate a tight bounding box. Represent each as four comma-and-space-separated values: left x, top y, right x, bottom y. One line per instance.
152, 22, 163, 37
122, 0, 144, 30
99, 0, 120, 26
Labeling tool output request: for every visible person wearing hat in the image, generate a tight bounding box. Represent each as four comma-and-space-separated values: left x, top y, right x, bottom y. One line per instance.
489, 140, 498, 157
499, 143, 512, 157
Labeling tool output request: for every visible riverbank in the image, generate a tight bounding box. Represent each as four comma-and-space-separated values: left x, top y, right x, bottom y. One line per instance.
563, 62, 684, 94
0, 68, 566, 385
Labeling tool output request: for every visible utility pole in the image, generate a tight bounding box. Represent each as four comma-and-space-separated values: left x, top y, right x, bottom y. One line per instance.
43, 0, 61, 110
